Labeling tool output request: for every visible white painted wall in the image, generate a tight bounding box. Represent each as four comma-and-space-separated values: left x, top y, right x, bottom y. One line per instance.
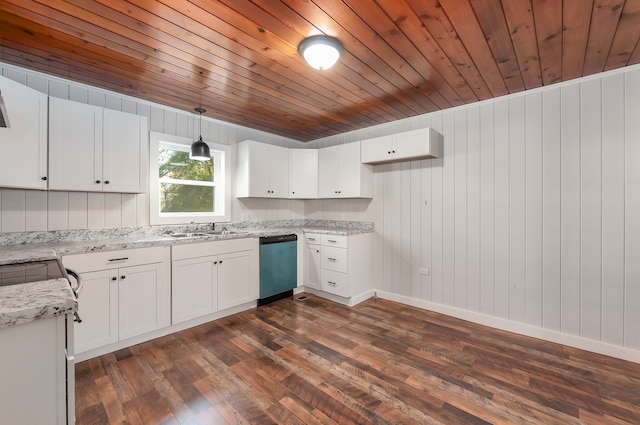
307, 65, 640, 360
0, 63, 306, 231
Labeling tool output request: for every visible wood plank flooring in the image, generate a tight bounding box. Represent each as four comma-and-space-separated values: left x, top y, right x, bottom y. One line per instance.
75, 294, 640, 424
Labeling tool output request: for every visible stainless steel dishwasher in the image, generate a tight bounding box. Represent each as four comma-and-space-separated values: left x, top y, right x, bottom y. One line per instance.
258, 234, 297, 306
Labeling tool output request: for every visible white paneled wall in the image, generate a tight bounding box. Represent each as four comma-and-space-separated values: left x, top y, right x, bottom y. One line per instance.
308, 66, 640, 358
0, 62, 305, 232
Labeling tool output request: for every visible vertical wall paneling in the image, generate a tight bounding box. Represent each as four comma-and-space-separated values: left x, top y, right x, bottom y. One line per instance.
494, 99, 510, 319
1, 190, 26, 232
442, 111, 456, 306
524, 92, 543, 327
601, 73, 625, 346
560, 84, 581, 336
624, 69, 640, 349
25, 191, 47, 231
479, 103, 495, 315
48, 192, 69, 230
420, 116, 433, 301
121, 194, 138, 227
509, 96, 526, 322
104, 194, 123, 228
542, 89, 562, 331
410, 161, 422, 298
430, 114, 444, 304
68, 192, 88, 230
401, 162, 412, 297
467, 107, 481, 312
87, 193, 105, 229
580, 78, 603, 340
454, 109, 468, 308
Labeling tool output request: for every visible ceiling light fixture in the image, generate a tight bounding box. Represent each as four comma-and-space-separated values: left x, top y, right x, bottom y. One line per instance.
298, 35, 343, 70
190, 107, 211, 161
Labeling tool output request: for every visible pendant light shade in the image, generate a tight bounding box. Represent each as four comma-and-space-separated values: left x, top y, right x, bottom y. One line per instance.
190, 107, 210, 161
298, 35, 343, 70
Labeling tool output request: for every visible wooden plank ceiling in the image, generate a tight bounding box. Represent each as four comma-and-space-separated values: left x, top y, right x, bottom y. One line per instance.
1, 0, 639, 141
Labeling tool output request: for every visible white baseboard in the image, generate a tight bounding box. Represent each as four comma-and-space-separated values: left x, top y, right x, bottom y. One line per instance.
376, 290, 640, 364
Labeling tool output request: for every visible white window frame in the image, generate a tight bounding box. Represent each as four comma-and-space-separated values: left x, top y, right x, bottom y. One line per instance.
149, 131, 230, 224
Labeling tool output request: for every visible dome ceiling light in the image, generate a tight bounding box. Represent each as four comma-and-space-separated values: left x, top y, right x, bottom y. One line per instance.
298, 35, 343, 70
189, 107, 211, 161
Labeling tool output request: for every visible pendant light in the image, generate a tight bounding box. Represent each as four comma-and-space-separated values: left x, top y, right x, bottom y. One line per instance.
298, 35, 343, 70
189, 107, 211, 161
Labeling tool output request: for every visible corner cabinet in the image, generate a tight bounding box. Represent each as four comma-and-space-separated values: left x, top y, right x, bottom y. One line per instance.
49, 97, 148, 193
360, 128, 442, 164
318, 141, 373, 198
290, 149, 318, 199
304, 232, 373, 305
62, 247, 171, 355
236, 140, 290, 198
171, 238, 259, 325
0, 75, 48, 190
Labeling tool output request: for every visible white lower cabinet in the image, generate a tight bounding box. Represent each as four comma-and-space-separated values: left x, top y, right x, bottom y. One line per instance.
62, 246, 171, 354
304, 232, 373, 303
171, 238, 259, 325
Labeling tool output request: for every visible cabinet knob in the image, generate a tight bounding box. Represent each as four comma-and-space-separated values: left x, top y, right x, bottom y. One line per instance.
104, 180, 110, 184
95, 180, 101, 184
392, 150, 396, 153
214, 261, 218, 265
112, 276, 117, 281
121, 275, 126, 280
41, 176, 47, 181
388, 151, 391, 154
219, 260, 223, 264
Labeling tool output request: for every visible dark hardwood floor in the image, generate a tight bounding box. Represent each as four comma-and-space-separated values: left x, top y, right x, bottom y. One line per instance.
75, 294, 640, 424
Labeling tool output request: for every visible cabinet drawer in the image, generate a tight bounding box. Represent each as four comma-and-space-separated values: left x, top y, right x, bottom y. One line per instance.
305, 233, 322, 245
321, 246, 347, 273
320, 269, 348, 297
321, 234, 347, 248
63, 246, 169, 273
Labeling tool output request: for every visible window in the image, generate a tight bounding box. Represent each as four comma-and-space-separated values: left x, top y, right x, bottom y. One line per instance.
150, 132, 230, 224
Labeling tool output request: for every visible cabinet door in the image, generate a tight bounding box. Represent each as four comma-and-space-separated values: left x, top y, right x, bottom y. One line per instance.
393, 128, 430, 161
171, 256, 218, 324
49, 97, 103, 191
218, 250, 255, 310
269, 145, 290, 197
247, 141, 271, 197
318, 144, 340, 198
360, 134, 393, 164
74, 270, 118, 353
305, 245, 321, 289
337, 141, 364, 197
290, 149, 318, 198
118, 262, 170, 340
103, 108, 147, 193
0, 76, 48, 190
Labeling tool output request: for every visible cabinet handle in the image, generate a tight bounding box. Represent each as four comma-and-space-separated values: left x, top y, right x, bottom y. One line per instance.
120, 275, 126, 280
308, 237, 316, 241
214, 261, 218, 265
104, 180, 110, 184
327, 257, 337, 261
328, 281, 337, 286
111, 276, 117, 281
328, 239, 337, 243
219, 260, 223, 264
108, 257, 129, 262
95, 180, 101, 184
316, 249, 320, 253
41, 176, 47, 181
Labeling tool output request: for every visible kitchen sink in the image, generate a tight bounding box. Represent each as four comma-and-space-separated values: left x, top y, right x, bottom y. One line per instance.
167, 230, 248, 238
167, 232, 210, 238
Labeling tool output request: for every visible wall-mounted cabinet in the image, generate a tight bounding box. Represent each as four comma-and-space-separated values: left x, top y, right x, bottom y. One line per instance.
0, 75, 48, 190
236, 140, 290, 198
361, 127, 442, 164
48, 97, 148, 193
319, 141, 373, 198
290, 148, 318, 199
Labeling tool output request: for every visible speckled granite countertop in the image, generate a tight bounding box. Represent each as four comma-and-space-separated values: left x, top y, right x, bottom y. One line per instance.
0, 278, 77, 328
0, 220, 373, 264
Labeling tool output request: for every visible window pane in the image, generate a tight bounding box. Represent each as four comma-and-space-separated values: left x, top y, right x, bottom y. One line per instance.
160, 183, 215, 213
159, 148, 214, 182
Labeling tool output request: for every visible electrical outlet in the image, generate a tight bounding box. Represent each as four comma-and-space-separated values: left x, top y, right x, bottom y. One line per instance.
419, 268, 430, 276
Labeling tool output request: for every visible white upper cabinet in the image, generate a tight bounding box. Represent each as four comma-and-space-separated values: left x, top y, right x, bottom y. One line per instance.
319, 141, 373, 198
361, 127, 442, 164
0, 76, 48, 190
236, 140, 290, 198
289, 148, 318, 199
49, 97, 147, 193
